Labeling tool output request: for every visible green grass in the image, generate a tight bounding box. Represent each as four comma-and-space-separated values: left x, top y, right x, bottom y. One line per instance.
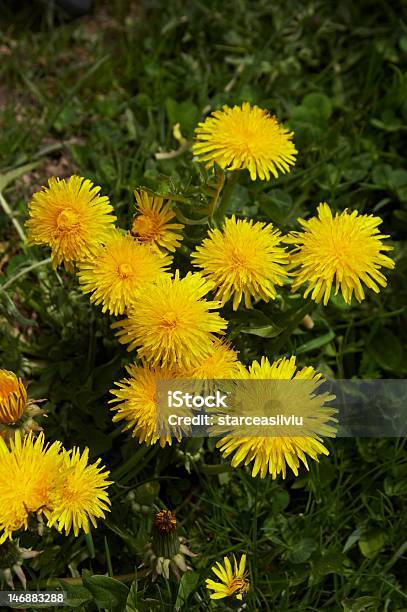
0, 0, 407, 610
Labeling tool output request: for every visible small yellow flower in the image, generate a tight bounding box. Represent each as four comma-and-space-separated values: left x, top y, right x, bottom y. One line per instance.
192, 215, 289, 310
215, 357, 336, 479
47, 447, 111, 537
206, 554, 249, 600
110, 363, 191, 447
0, 433, 62, 544
132, 190, 184, 252
26, 176, 116, 270
77, 230, 172, 316
286, 203, 395, 305
0, 370, 27, 425
113, 271, 227, 370
193, 102, 297, 181
189, 340, 242, 380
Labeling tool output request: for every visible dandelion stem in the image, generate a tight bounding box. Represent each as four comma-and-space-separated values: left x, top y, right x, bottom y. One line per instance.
0, 258, 51, 292
0, 191, 27, 243
214, 171, 239, 224
208, 171, 225, 220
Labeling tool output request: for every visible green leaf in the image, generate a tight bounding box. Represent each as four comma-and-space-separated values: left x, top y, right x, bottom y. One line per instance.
240, 323, 283, 338
165, 98, 200, 135
59, 581, 92, 608
303, 93, 333, 120
82, 574, 129, 610
358, 529, 386, 559
343, 528, 362, 553
271, 489, 290, 513
342, 596, 380, 611
175, 571, 200, 611
125, 579, 139, 612
288, 537, 317, 563
134, 480, 160, 505
369, 328, 403, 371
311, 551, 346, 578
296, 330, 335, 355
0, 161, 40, 191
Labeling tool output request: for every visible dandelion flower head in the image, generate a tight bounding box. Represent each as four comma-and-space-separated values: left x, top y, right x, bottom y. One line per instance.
78, 229, 172, 316
192, 215, 289, 310
132, 190, 184, 252
286, 203, 395, 305
215, 356, 336, 479
0, 370, 27, 425
0, 433, 62, 543
193, 102, 297, 181
113, 271, 227, 370
110, 363, 191, 447
206, 554, 249, 601
26, 176, 116, 270
47, 447, 111, 537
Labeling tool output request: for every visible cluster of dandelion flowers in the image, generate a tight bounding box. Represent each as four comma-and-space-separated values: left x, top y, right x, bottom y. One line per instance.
192, 215, 289, 310
206, 554, 249, 601
0, 370, 28, 426
132, 190, 184, 252
192, 102, 297, 181
286, 203, 395, 305
214, 356, 336, 479
113, 272, 227, 370
77, 230, 172, 316
47, 447, 111, 537
26, 176, 116, 270
0, 433, 62, 543
110, 363, 192, 447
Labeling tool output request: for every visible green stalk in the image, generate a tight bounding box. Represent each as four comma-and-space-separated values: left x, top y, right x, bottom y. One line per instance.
0, 191, 27, 243
208, 171, 225, 220
214, 171, 239, 224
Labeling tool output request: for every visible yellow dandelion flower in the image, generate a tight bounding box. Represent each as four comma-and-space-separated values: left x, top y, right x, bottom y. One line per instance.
77, 229, 172, 316
0, 370, 27, 425
47, 447, 111, 537
0, 433, 62, 544
192, 102, 297, 181
113, 271, 227, 370
215, 356, 336, 479
110, 363, 191, 447
189, 340, 242, 380
206, 554, 249, 601
26, 176, 116, 270
286, 203, 395, 305
192, 215, 289, 310
132, 190, 184, 252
